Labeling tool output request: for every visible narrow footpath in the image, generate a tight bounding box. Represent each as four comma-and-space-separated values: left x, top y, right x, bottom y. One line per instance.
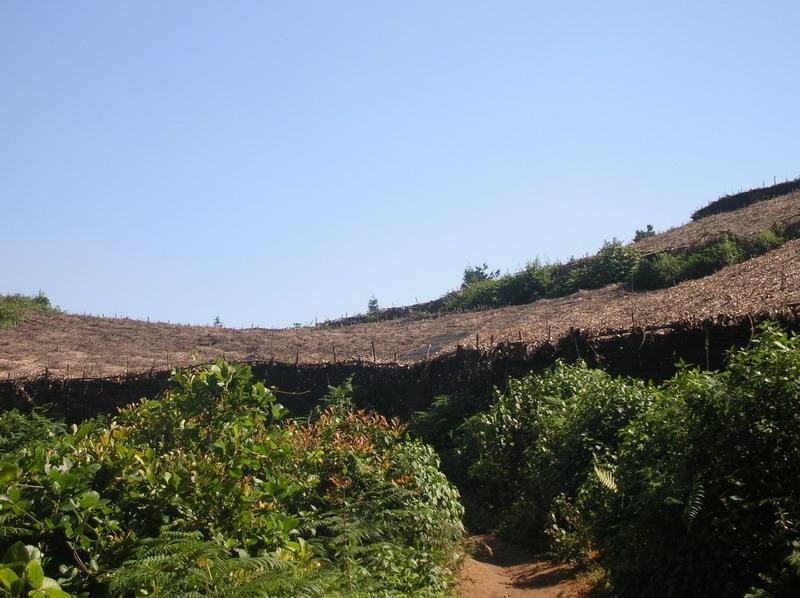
457, 535, 588, 598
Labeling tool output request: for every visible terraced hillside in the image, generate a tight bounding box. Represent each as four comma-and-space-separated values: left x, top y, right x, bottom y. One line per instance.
635, 190, 800, 254
1, 239, 798, 380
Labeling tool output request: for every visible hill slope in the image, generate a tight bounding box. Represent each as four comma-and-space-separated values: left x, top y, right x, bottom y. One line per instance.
635, 190, 800, 254
1, 239, 798, 379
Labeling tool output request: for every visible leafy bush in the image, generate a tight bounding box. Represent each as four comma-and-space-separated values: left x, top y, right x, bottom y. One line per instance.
582, 239, 641, 288
634, 224, 656, 242
0, 408, 66, 454
0, 362, 464, 596
436, 363, 651, 549
0, 293, 55, 329
445, 242, 640, 312
416, 324, 800, 597
598, 324, 800, 597
440, 222, 799, 315
0, 541, 69, 597
461, 263, 500, 288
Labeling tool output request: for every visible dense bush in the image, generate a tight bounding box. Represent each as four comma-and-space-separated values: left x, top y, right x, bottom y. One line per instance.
0, 363, 464, 596
632, 227, 800, 290
436, 223, 799, 315
415, 362, 652, 550
0, 292, 55, 329
599, 325, 800, 597
415, 324, 800, 597
444, 241, 640, 312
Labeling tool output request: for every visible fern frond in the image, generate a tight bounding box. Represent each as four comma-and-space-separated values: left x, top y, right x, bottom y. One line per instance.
594, 463, 618, 493
684, 482, 704, 530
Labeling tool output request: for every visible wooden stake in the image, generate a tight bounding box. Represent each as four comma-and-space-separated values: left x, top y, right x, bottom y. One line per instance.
371, 340, 376, 363
332, 343, 337, 364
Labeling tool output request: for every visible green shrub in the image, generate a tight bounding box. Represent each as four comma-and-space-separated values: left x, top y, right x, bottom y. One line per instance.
599, 324, 800, 597
747, 227, 785, 256
632, 252, 683, 290
583, 240, 641, 288
0, 362, 464, 596
415, 362, 652, 550
417, 324, 800, 597
0, 408, 66, 454
443, 223, 798, 316
0, 293, 55, 329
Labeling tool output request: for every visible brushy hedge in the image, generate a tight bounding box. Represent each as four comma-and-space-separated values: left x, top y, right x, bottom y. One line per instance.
442, 225, 798, 313
0, 364, 464, 596
444, 240, 641, 312
0, 292, 55, 329
414, 323, 800, 597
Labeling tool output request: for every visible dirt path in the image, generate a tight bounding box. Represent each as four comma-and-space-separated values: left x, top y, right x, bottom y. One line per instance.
457, 535, 588, 598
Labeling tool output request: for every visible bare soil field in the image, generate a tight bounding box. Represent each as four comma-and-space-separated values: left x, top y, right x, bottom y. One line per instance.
634, 190, 800, 254
1, 239, 798, 380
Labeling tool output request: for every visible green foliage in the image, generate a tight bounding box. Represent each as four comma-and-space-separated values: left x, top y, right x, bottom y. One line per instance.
633, 224, 655, 242
461, 263, 500, 288
633, 226, 799, 290
0, 362, 463, 596
573, 239, 640, 291
441, 222, 798, 314
445, 242, 640, 312
366, 296, 380, 322
0, 541, 70, 597
0, 293, 55, 329
442, 362, 651, 547
0, 408, 66, 454
416, 324, 800, 597
598, 324, 800, 597
630, 252, 684, 289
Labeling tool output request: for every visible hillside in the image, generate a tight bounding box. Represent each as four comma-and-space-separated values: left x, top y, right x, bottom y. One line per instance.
327, 187, 800, 324
634, 190, 800, 254
691, 176, 800, 220
1, 238, 798, 380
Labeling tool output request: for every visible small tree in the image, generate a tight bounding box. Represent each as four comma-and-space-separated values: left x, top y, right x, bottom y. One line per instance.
367, 296, 380, 323
461, 263, 500, 288
33, 290, 50, 307
634, 224, 656, 242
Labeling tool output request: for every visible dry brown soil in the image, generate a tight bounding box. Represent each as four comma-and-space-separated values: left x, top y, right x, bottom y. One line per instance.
457, 536, 588, 598
633, 190, 800, 254
1, 240, 798, 379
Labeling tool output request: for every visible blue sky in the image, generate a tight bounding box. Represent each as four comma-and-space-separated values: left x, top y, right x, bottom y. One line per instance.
2, 1, 799, 327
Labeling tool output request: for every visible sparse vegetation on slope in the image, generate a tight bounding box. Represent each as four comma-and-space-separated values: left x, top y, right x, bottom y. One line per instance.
692, 177, 800, 220
331, 189, 800, 322
2, 237, 799, 378
445, 222, 799, 312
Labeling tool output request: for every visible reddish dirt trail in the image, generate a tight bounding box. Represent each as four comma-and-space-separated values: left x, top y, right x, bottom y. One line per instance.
457, 536, 588, 598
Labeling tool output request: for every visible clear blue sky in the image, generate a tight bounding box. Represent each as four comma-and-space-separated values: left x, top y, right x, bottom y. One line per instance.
2, 2, 799, 327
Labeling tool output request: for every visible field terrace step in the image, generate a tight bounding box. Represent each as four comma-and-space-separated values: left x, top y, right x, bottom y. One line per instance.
0, 240, 799, 382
